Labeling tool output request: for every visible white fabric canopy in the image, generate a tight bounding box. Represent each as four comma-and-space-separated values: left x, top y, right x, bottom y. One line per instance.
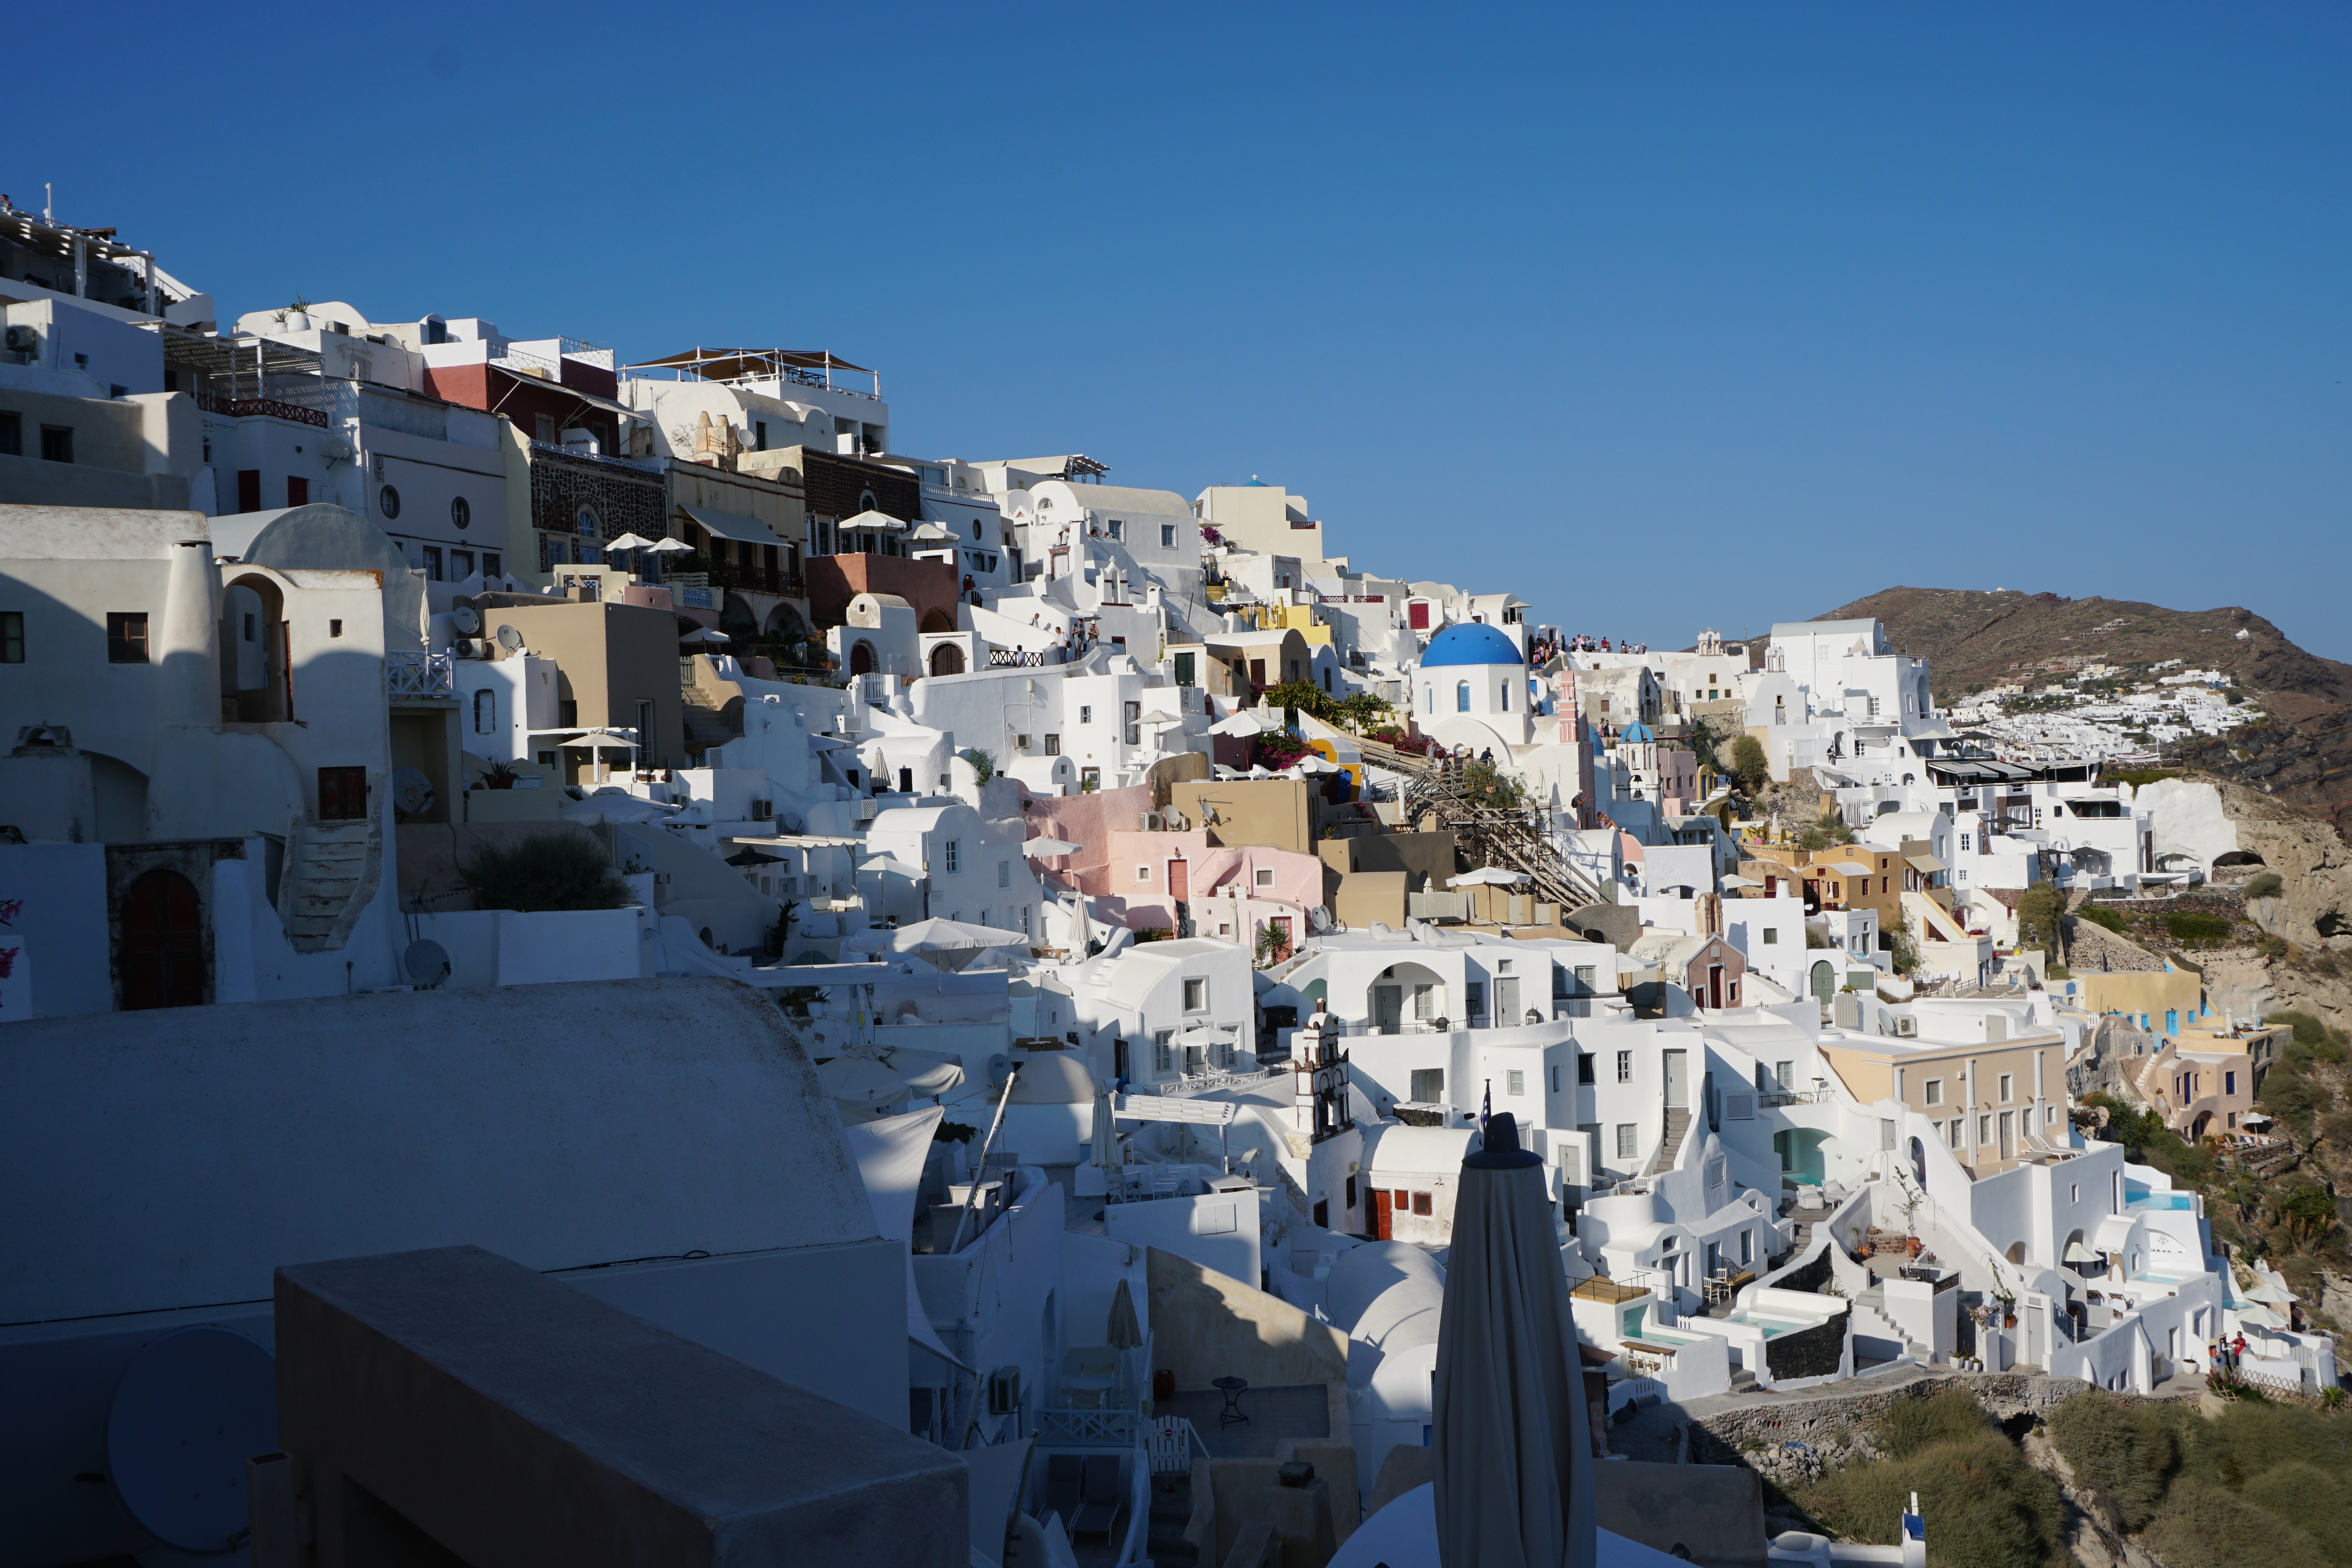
839, 1106, 964, 1367
1023, 838, 1083, 857
1448, 867, 1531, 888
844, 917, 1031, 970
1432, 1112, 1594, 1568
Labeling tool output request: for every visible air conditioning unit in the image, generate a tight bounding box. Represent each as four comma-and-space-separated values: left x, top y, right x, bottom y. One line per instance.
1140, 812, 1164, 831
450, 637, 485, 659
987, 1366, 1023, 1415
1014, 734, 1032, 753
2, 324, 36, 357
1895, 1016, 1917, 1038
855, 798, 878, 821
750, 799, 773, 820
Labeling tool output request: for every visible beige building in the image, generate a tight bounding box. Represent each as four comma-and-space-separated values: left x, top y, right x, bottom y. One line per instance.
478, 600, 687, 780
1819, 1009, 2069, 1177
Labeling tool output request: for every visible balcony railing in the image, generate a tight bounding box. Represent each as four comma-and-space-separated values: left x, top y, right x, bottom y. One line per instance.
385, 651, 456, 699
1034, 1408, 1137, 1448
193, 392, 329, 429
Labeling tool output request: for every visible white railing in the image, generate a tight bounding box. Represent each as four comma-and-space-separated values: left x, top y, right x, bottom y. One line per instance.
385, 651, 455, 698
1034, 1408, 1137, 1447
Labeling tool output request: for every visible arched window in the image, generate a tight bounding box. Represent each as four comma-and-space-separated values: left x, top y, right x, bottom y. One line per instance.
1424, 687, 1433, 711
1456, 681, 1470, 713
473, 688, 496, 735
1499, 683, 1510, 711
849, 640, 876, 676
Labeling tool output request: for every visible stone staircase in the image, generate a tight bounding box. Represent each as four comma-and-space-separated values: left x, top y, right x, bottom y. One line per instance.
677, 658, 739, 760
1851, 1276, 1931, 1365
1144, 1469, 1198, 1566
1648, 1108, 1693, 1175
281, 816, 380, 952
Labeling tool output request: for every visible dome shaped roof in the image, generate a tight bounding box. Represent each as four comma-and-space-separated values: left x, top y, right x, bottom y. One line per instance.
1619, 721, 1656, 743
1008, 1051, 1097, 1104
1419, 622, 1524, 668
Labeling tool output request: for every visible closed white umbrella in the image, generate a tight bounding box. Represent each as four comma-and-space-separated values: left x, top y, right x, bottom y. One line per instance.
1091, 1089, 1121, 1171
1433, 1111, 1593, 1568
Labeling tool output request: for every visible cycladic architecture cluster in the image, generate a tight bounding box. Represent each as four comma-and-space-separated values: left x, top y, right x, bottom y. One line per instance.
0, 196, 2311, 1568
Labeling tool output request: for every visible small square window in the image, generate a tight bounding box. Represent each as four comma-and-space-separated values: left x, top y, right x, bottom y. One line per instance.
1997, 1074, 2013, 1102
106, 612, 149, 663
1161, 524, 1176, 548
1616, 1050, 1632, 1083
1615, 1124, 1637, 1159
1507, 1069, 1525, 1096
997, 861, 1010, 888
1578, 1054, 1595, 1085
0, 611, 21, 663
0, 411, 20, 456
1137, 865, 1152, 882
1080, 706, 1093, 725
1762, 928, 1778, 945
1924, 1079, 1943, 1106
1044, 734, 1060, 755
941, 840, 960, 873
39, 424, 74, 464
1183, 977, 1207, 1012
1411, 1192, 1432, 1216
1254, 867, 1275, 888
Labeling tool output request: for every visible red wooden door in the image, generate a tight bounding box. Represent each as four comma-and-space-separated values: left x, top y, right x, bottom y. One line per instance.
1372, 1189, 1393, 1240
120, 869, 203, 1009
1167, 859, 1190, 900
1408, 601, 1430, 630
319, 765, 368, 820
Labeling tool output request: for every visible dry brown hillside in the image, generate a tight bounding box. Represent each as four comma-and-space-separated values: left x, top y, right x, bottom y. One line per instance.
1815, 587, 2352, 840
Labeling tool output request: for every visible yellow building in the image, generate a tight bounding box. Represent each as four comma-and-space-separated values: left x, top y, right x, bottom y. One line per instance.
2064, 963, 2207, 1039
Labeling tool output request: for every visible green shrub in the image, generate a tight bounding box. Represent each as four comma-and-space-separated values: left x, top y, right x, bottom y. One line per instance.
2241, 1463, 2352, 1562
462, 831, 632, 912
2245, 871, 2284, 900
959, 747, 995, 784
2048, 1390, 2174, 1530
1881, 1388, 1994, 1458
2166, 912, 2233, 946
2139, 1477, 2328, 1568
1729, 734, 1770, 794
2077, 905, 2130, 933
1800, 1429, 2065, 1568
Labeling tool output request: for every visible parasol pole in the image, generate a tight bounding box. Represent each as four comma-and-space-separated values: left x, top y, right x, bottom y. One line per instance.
947, 1063, 1021, 1255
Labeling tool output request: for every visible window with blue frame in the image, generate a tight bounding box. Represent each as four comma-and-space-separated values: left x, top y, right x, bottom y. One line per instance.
1456, 681, 1470, 712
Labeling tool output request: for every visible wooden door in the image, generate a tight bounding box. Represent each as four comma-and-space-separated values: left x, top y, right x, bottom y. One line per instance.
1372, 1189, 1393, 1241
1167, 859, 1190, 900
1664, 1049, 1688, 1109
318, 765, 368, 820
120, 868, 203, 1009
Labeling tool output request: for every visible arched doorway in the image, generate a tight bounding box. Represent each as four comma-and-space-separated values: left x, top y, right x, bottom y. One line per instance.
848, 640, 876, 676
929, 643, 965, 676
2006, 1241, 2028, 1265
920, 608, 956, 634
1371, 962, 1446, 1035
221, 573, 290, 722
1809, 961, 1836, 1004
120, 868, 203, 1009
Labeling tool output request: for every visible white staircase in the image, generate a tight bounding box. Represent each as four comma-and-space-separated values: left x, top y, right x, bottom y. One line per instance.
1648, 1108, 1693, 1175
281, 817, 380, 951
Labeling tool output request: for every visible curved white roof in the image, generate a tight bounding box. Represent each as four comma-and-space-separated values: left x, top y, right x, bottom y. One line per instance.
1325, 1241, 1445, 1335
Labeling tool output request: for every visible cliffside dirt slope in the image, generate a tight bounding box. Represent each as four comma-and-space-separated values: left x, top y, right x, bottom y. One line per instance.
1813, 587, 2352, 839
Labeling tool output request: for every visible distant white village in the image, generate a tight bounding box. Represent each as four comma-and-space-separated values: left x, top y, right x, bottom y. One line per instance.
0, 201, 2324, 1567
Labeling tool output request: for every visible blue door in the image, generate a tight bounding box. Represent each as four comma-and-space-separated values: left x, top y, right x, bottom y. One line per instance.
2166, 1009, 2179, 1037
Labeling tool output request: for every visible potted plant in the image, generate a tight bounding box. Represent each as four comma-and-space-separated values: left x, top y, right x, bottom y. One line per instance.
482, 760, 521, 791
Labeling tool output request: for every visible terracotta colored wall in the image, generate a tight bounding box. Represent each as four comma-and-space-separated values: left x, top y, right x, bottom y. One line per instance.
805, 552, 959, 631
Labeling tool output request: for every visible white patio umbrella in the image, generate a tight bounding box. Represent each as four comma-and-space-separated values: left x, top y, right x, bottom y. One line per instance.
679, 626, 731, 644
605, 532, 660, 552
2246, 1282, 2296, 1306
816, 1053, 914, 1111
1433, 1111, 1594, 1568
1023, 838, 1084, 857
845, 917, 1031, 971
867, 1043, 965, 1099
646, 536, 694, 554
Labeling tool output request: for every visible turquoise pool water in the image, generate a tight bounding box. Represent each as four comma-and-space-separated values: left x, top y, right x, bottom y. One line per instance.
1733, 1313, 1814, 1339
2127, 1191, 2194, 1210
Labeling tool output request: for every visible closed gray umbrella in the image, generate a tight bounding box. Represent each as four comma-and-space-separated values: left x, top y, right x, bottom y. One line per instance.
1107, 1278, 1143, 1350
1432, 1111, 1593, 1568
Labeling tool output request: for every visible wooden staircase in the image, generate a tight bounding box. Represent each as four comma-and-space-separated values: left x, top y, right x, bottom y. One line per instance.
1401, 756, 1603, 910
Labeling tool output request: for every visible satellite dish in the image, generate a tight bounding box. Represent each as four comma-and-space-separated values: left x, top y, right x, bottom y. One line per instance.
392, 767, 436, 817
107, 1328, 277, 1553
495, 623, 524, 652
405, 938, 451, 986
449, 604, 483, 636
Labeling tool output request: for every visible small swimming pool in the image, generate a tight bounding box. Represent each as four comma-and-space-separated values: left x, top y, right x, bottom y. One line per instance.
1733, 1313, 1817, 1339
2128, 1191, 2194, 1210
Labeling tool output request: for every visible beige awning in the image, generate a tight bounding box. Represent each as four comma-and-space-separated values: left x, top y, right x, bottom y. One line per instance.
678, 504, 781, 546
1906, 853, 1947, 874
624, 346, 873, 378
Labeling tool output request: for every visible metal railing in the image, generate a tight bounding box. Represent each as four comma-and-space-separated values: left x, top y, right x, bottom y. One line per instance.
385, 651, 456, 698
193, 392, 329, 428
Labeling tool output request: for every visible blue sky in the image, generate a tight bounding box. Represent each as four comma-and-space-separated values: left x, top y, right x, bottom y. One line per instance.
12, 4, 2348, 657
